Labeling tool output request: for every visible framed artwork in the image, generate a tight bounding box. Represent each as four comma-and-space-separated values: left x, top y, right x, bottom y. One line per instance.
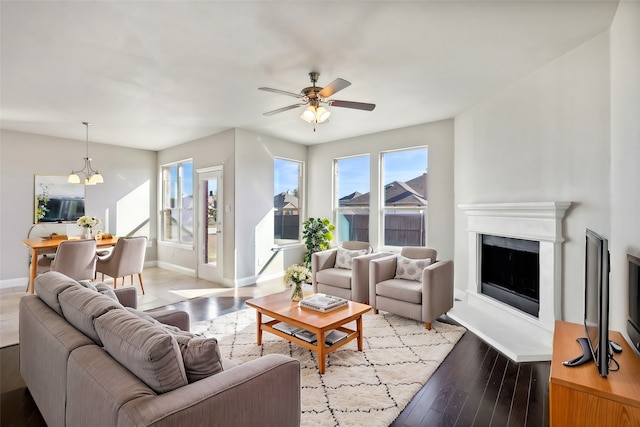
34, 175, 85, 223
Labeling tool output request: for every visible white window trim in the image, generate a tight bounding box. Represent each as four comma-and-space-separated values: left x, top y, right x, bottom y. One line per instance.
159, 159, 194, 248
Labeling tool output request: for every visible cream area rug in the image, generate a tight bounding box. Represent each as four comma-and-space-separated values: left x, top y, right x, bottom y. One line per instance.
191, 308, 466, 427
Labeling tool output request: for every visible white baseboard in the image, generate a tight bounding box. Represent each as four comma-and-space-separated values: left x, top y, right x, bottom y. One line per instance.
0, 277, 28, 290
155, 261, 195, 277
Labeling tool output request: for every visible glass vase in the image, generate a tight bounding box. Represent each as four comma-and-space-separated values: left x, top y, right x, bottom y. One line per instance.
291, 282, 304, 301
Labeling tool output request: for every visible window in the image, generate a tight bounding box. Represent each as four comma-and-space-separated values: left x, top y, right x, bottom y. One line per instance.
161, 160, 193, 245
381, 147, 428, 247
335, 155, 370, 243
274, 158, 302, 245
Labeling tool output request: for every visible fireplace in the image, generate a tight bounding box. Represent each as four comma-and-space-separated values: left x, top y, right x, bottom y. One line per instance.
481, 235, 540, 317
454, 202, 571, 361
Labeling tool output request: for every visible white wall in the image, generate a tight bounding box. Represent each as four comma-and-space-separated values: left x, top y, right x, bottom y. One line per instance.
156, 129, 236, 282
610, 1, 640, 335
234, 128, 307, 284
455, 33, 611, 324
0, 129, 157, 282
307, 119, 455, 259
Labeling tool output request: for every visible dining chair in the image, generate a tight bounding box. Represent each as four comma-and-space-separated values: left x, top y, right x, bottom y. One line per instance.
50, 239, 98, 281
26, 223, 68, 274
96, 236, 147, 294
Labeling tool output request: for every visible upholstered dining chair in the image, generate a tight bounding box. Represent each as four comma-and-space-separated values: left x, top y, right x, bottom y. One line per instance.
50, 239, 98, 281
312, 241, 388, 303
96, 236, 147, 294
369, 246, 454, 330
26, 223, 69, 274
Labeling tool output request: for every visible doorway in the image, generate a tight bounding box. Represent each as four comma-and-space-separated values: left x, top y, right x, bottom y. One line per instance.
197, 166, 223, 283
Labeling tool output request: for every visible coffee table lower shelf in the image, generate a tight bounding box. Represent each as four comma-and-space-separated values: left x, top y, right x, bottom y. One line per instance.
246, 293, 371, 374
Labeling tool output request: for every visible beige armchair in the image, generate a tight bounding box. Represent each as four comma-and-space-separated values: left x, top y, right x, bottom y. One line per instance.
96, 236, 147, 294
51, 239, 97, 281
369, 247, 454, 330
312, 241, 387, 303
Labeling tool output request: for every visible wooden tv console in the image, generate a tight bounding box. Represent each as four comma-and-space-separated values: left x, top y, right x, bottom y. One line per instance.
549, 321, 640, 426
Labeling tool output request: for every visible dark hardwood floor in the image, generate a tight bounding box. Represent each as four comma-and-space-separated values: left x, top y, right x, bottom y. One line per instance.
1, 296, 549, 426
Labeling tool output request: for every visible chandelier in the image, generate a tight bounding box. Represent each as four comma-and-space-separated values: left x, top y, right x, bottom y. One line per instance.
68, 122, 104, 185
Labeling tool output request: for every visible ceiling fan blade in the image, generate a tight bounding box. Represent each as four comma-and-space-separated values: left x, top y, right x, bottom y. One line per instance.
263, 104, 305, 116
329, 100, 376, 111
318, 78, 351, 98
259, 87, 303, 98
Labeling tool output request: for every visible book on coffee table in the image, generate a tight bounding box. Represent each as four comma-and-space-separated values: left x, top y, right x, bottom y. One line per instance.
273, 322, 302, 335
300, 294, 348, 313
293, 329, 317, 343
325, 329, 348, 346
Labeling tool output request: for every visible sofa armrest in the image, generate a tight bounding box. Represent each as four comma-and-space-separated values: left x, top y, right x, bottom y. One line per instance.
311, 248, 337, 291
421, 260, 454, 322
146, 309, 191, 332
352, 252, 392, 303
114, 287, 137, 309
368, 254, 398, 306
119, 354, 301, 427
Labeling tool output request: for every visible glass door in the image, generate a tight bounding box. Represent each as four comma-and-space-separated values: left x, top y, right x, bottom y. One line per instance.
197, 166, 223, 283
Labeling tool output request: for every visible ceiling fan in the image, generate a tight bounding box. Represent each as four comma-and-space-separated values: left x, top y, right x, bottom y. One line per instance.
259, 72, 375, 127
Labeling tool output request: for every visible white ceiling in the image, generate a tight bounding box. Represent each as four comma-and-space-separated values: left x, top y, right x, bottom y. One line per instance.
0, 1, 618, 150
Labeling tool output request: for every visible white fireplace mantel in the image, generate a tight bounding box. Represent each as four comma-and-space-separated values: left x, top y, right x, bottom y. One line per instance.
453, 201, 571, 361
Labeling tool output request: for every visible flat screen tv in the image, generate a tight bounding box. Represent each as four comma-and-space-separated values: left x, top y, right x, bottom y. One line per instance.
584, 228, 610, 377
627, 254, 640, 356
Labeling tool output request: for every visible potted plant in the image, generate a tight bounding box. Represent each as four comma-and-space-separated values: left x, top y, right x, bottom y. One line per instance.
302, 217, 335, 269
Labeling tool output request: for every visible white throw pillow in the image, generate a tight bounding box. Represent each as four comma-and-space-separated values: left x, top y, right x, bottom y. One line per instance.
334, 247, 370, 270
394, 255, 432, 281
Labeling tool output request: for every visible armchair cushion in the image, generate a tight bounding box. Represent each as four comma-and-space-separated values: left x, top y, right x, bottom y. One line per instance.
335, 247, 371, 269
375, 278, 423, 304
316, 268, 353, 289
394, 254, 432, 281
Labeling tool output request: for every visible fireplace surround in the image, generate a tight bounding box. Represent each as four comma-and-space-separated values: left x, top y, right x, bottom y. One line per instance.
455, 202, 571, 361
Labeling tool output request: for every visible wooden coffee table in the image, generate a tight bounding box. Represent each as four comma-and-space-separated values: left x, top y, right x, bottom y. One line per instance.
246, 292, 371, 374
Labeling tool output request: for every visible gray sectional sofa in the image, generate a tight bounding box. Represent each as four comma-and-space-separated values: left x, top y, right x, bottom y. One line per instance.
20, 271, 301, 427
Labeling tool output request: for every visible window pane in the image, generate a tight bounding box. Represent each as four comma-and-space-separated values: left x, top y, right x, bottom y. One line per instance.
274, 158, 301, 244
337, 209, 370, 242
161, 160, 194, 246
335, 156, 370, 243
383, 209, 426, 246
382, 147, 428, 247
162, 208, 179, 242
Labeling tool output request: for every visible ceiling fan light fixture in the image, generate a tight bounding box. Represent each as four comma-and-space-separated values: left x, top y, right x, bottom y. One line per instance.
316, 106, 330, 123
300, 106, 316, 123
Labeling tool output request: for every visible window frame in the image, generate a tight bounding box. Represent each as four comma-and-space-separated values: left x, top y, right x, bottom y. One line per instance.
333, 154, 371, 244
160, 159, 194, 247
379, 146, 428, 250
273, 156, 304, 246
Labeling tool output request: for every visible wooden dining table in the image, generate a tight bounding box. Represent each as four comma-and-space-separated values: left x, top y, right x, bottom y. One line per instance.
22, 237, 118, 294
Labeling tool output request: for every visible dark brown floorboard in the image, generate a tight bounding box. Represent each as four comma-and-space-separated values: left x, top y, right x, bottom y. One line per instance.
1, 298, 550, 426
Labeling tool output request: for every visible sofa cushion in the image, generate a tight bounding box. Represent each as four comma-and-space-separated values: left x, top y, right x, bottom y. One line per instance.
77, 280, 119, 301
124, 310, 224, 382
334, 247, 370, 270
34, 271, 80, 315
58, 285, 124, 345
394, 254, 431, 281
94, 309, 188, 394
171, 331, 224, 382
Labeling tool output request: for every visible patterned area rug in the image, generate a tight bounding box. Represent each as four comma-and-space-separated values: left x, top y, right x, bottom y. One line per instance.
191, 308, 466, 427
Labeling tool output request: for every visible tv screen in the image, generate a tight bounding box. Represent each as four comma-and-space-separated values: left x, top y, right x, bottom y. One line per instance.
584, 229, 610, 377
627, 254, 640, 356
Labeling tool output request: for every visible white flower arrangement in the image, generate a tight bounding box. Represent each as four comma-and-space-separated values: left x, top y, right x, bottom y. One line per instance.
77, 215, 100, 229
283, 264, 311, 285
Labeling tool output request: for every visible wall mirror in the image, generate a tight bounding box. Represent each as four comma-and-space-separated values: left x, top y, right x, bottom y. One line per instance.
34, 175, 85, 223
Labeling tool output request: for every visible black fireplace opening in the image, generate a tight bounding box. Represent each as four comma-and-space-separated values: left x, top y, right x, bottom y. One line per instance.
481, 235, 540, 317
